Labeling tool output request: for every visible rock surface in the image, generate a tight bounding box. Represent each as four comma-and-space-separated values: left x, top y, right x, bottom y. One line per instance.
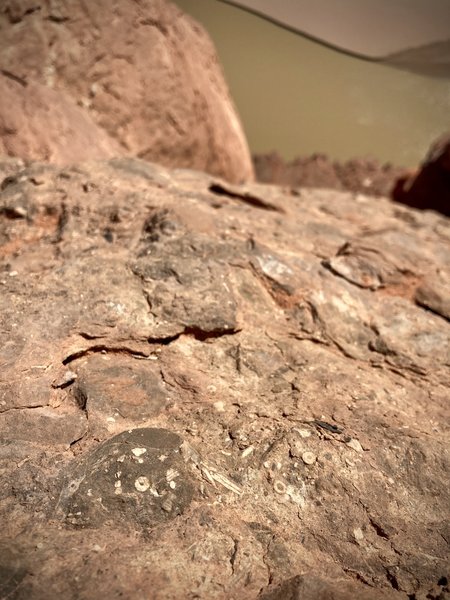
0, 0, 253, 183
0, 72, 122, 164
0, 158, 449, 599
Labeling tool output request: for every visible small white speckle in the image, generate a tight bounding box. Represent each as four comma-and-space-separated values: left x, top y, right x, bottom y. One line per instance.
134, 476, 150, 492
131, 447, 147, 457
241, 446, 254, 458
353, 527, 364, 542
161, 497, 173, 512
169, 480, 176, 489
166, 468, 179, 482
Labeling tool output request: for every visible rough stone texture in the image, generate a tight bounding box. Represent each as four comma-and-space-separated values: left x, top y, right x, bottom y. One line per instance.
254, 152, 407, 199
0, 0, 254, 184
0, 158, 449, 600
392, 133, 450, 217
0, 72, 122, 164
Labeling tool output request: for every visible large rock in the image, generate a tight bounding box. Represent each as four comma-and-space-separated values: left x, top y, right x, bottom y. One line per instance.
0, 158, 449, 599
0, 0, 254, 183
0, 73, 122, 164
392, 133, 450, 216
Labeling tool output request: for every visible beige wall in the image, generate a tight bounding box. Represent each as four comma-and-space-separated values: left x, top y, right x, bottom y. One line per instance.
175, 0, 450, 166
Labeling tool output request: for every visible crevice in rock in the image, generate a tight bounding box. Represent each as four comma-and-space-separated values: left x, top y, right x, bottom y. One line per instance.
46, 14, 70, 23
229, 538, 239, 575
0, 205, 27, 219
0, 403, 48, 414
368, 516, 390, 540
69, 429, 88, 450
183, 326, 240, 341
53, 202, 69, 244
78, 331, 108, 341
341, 566, 375, 588
62, 345, 149, 365
63, 325, 239, 367
322, 258, 381, 292
385, 568, 401, 591
260, 534, 275, 586
148, 332, 182, 346
414, 298, 450, 323
248, 262, 299, 310
0, 69, 27, 87
209, 183, 283, 213
148, 325, 240, 346
138, 17, 168, 34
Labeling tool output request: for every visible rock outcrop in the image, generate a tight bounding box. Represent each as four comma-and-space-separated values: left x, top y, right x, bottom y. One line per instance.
254, 152, 407, 199
0, 158, 449, 599
0, 0, 253, 183
392, 133, 450, 216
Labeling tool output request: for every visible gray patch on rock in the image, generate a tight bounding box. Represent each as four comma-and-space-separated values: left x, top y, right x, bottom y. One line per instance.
60, 428, 195, 529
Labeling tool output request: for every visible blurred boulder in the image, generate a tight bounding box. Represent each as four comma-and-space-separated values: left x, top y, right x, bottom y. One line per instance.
392, 133, 450, 216
0, 0, 253, 183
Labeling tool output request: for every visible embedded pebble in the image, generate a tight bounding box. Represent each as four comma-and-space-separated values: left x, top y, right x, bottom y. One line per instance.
347, 439, 364, 453
161, 497, 173, 512
132, 448, 147, 457
295, 428, 311, 438
134, 476, 150, 492
302, 451, 316, 465
274, 480, 287, 494
241, 446, 254, 458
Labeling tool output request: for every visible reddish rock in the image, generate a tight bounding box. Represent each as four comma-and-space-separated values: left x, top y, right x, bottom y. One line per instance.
0, 73, 122, 164
254, 151, 406, 198
0, 158, 449, 599
0, 0, 254, 183
254, 152, 341, 190
392, 133, 450, 216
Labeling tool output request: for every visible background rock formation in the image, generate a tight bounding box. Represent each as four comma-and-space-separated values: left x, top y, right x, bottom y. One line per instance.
0, 158, 449, 599
0, 0, 253, 183
254, 135, 450, 217
254, 151, 408, 199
